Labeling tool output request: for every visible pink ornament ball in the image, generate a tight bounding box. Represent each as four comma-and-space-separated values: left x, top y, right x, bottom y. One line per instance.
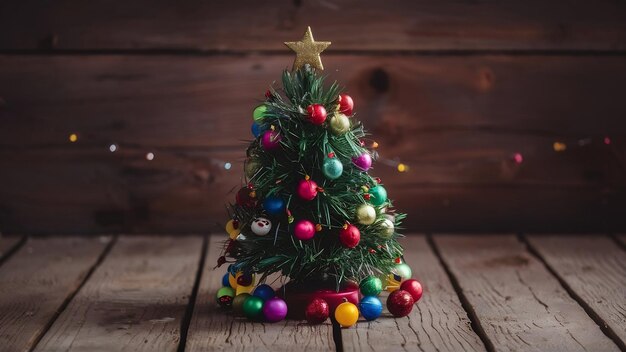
297, 178, 318, 201
261, 130, 282, 150
352, 152, 372, 171
294, 219, 316, 241
262, 297, 288, 323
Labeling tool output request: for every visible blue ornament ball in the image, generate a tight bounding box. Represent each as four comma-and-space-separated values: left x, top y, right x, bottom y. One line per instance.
222, 273, 231, 287
263, 196, 285, 215
253, 284, 276, 301
322, 157, 343, 180
359, 296, 383, 321
251, 122, 261, 137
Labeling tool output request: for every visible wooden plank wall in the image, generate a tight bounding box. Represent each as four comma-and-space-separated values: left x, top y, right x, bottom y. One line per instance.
0, 0, 625, 234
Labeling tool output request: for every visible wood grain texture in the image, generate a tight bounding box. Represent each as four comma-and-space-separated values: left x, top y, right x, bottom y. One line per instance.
0, 235, 23, 261
35, 236, 202, 352
0, 54, 624, 234
0, 237, 110, 351
342, 235, 485, 352
434, 234, 620, 352
527, 235, 626, 347
0, 0, 625, 51
186, 234, 336, 352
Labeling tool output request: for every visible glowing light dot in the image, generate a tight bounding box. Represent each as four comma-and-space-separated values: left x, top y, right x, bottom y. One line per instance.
146, 152, 155, 161
69, 133, 78, 142
553, 141, 567, 152
604, 137, 611, 145
397, 163, 407, 172
224, 162, 232, 170
109, 144, 118, 152
513, 153, 523, 164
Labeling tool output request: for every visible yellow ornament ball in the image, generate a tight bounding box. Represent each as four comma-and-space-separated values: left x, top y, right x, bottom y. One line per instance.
236, 283, 255, 295
384, 273, 402, 293
225, 219, 241, 240
335, 301, 359, 327
329, 113, 350, 135
356, 204, 376, 225
228, 272, 242, 289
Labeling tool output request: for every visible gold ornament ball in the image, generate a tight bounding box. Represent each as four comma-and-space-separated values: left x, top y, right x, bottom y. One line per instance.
233, 293, 250, 315
225, 219, 241, 240
335, 301, 359, 327
380, 218, 395, 238
356, 204, 376, 225
329, 113, 350, 135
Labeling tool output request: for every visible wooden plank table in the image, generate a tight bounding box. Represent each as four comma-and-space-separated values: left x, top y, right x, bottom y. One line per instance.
0, 234, 623, 351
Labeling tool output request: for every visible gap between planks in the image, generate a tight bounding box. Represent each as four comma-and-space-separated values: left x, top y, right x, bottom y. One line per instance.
521, 234, 626, 351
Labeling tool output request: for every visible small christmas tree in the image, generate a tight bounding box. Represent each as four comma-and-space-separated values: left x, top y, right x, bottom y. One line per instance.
217, 27, 421, 325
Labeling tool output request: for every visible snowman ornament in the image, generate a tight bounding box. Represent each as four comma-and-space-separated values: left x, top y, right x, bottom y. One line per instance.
251, 217, 272, 236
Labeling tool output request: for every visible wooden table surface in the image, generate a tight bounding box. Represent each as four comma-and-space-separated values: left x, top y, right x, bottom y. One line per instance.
0, 234, 624, 352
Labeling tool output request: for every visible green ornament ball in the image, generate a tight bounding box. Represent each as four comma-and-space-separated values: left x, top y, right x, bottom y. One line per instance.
369, 185, 388, 206
216, 286, 236, 308
360, 276, 383, 296
329, 113, 350, 135
380, 218, 395, 238
233, 293, 250, 315
394, 263, 412, 281
243, 295, 265, 320
253, 105, 267, 122
322, 157, 343, 180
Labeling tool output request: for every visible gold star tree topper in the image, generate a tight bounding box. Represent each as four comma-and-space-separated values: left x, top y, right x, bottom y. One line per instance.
284, 27, 331, 71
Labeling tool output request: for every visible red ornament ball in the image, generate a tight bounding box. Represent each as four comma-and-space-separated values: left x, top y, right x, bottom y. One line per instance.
235, 187, 256, 208
306, 104, 327, 125
297, 178, 318, 201
294, 219, 316, 241
387, 289, 414, 317
338, 94, 354, 116
339, 224, 360, 248
400, 279, 423, 302
305, 298, 330, 324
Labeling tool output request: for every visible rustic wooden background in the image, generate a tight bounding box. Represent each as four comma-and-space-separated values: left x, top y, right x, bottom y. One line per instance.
0, 0, 625, 234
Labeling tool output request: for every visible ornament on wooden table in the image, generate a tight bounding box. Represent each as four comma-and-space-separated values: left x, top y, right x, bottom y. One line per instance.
359, 296, 383, 321
305, 298, 330, 324
387, 290, 414, 317
216, 287, 236, 308
263, 297, 288, 322
335, 301, 359, 327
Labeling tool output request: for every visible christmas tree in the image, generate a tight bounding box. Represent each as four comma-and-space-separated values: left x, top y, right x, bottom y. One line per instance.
217, 27, 421, 326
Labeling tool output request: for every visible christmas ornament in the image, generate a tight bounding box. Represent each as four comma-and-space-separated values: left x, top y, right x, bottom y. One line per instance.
306, 104, 327, 125
245, 159, 261, 179
261, 130, 282, 150
339, 224, 360, 248
368, 185, 387, 206
251, 122, 262, 137
216, 286, 235, 308
338, 94, 354, 116
243, 295, 265, 321
251, 217, 272, 236
305, 298, 330, 324
294, 219, 316, 241
297, 178, 318, 200
222, 273, 231, 287
284, 26, 331, 71
380, 218, 395, 238
236, 187, 256, 208
387, 290, 414, 317
359, 276, 383, 296
384, 273, 402, 292
253, 105, 267, 122
236, 282, 255, 296
329, 113, 350, 135
232, 293, 250, 316
228, 272, 241, 289
253, 284, 276, 301
359, 296, 383, 321
356, 204, 376, 225
394, 263, 412, 281
400, 279, 423, 302
225, 219, 240, 240
335, 301, 359, 327
322, 157, 343, 180
263, 196, 285, 215
352, 152, 372, 171
262, 297, 288, 323
237, 273, 254, 286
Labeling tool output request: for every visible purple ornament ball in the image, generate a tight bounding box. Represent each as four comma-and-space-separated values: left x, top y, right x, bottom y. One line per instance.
262, 297, 288, 323
293, 219, 315, 241
261, 130, 282, 150
352, 152, 372, 171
